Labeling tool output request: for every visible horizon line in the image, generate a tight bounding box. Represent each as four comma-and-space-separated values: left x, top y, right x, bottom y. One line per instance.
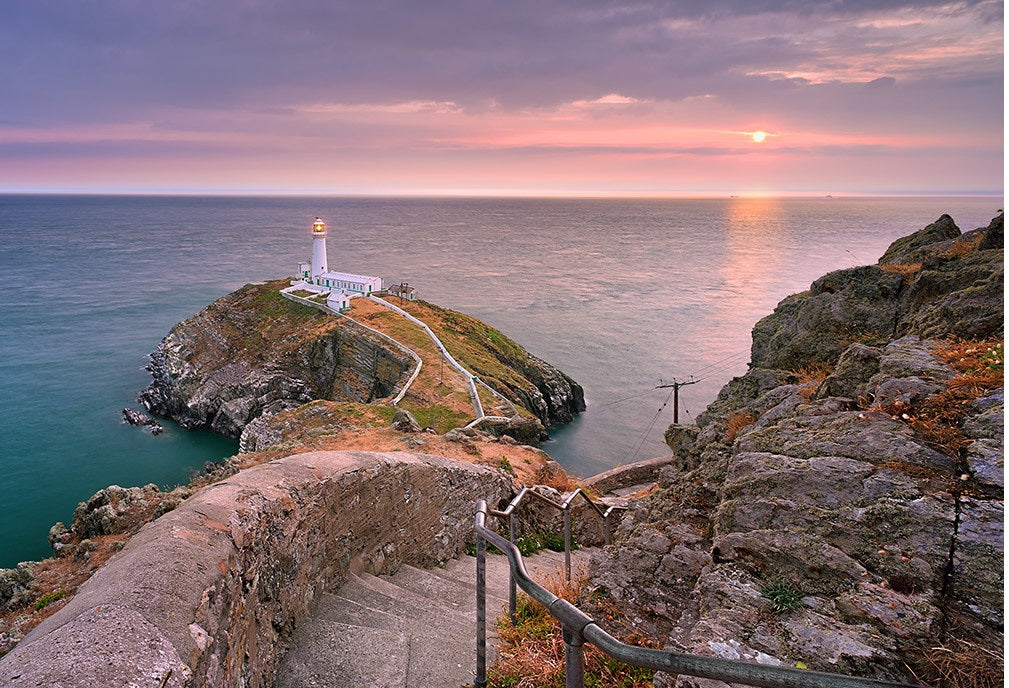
0, 189, 1003, 200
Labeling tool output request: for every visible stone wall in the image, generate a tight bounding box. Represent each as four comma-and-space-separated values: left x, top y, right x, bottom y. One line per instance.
0, 451, 513, 688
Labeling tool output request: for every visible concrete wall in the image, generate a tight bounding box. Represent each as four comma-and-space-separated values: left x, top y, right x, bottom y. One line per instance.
0, 451, 512, 688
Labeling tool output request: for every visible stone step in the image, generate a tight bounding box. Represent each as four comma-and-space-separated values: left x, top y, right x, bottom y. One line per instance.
276, 548, 599, 688
388, 564, 492, 614
274, 620, 408, 688
321, 576, 472, 636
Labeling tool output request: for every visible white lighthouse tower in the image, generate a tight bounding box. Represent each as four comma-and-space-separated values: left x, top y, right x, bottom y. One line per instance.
310, 217, 328, 278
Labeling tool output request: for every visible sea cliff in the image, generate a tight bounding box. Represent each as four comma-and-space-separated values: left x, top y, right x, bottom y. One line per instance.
591, 213, 1004, 686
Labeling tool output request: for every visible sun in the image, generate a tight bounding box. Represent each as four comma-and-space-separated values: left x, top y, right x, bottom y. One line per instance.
751, 131, 767, 143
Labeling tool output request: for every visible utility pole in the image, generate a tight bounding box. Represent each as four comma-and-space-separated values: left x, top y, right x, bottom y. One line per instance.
655, 378, 699, 424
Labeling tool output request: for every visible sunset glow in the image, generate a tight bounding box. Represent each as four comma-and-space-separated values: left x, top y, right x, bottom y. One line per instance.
0, 1, 1001, 196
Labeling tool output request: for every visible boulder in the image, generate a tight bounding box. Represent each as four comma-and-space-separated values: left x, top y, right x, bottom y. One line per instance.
750, 266, 904, 371
0, 562, 35, 610
391, 407, 422, 433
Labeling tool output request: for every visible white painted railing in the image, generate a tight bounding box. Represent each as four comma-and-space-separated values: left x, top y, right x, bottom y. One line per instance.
279, 289, 422, 405
369, 296, 485, 418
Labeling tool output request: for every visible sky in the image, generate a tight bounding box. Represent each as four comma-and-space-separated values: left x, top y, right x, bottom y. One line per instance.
0, 1, 1003, 196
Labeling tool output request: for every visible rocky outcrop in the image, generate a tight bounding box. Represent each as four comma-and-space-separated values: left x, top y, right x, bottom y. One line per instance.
139, 281, 414, 438
0, 451, 513, 687
596, 214, 1003, 685
121, 407, 164, 434
751, 213, 1003, 371
504, 352, 587, 426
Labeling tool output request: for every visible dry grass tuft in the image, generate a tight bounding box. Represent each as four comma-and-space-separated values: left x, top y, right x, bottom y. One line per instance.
489, 568, 656, 688
725, 410, 757, 443
915, 638, 1003, 688
533, 465, 583, 493
886, 338, 1004, 458
793, 362, 833, 385
938, 234, 984, 260
792, 362, 833, 401
880, 261, 923, 283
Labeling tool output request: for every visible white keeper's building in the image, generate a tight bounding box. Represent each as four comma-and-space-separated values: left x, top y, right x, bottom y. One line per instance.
290, 217, 383, 310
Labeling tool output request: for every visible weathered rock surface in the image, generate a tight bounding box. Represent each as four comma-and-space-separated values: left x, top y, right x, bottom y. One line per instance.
0, 562, 35, 610
0, 451, 514, 688
751, 213, 1003, 371
592, 214, 1004, 685
503, 352, 587, 426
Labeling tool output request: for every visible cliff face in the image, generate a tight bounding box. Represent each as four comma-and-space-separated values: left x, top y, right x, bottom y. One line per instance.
139, 281, 584, 439
594, 214, 1003, 686
139, 281, 413, 438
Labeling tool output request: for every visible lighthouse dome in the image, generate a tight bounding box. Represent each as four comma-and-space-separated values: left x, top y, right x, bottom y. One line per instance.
312, 217, 326, 233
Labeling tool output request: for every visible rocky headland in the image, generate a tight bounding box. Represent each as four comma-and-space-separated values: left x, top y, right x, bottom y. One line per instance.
591, 213, 1004, 686
138, 281, 585, 443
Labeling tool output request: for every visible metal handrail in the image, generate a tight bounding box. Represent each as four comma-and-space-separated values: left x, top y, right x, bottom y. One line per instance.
485, 484, 628, 628
473, 499, 925, 688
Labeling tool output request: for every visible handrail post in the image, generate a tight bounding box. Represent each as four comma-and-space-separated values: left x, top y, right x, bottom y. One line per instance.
563, 508, 572, 582
508, 512, 517, 625
562, 625, 585, 688
475, 531, 487, 688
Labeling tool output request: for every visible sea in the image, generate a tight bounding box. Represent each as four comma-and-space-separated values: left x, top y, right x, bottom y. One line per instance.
0, 194, 1001, 567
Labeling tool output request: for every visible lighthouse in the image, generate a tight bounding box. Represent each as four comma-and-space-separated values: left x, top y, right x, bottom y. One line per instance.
310, 217, 328, 278
293, 216, 383, 300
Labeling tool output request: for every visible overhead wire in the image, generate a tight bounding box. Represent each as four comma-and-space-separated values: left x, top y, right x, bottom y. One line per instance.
624, 388, 674, 464
687, 348, 750, 377
595, 387, 664, 409
693, 355, 751, 382
606, 347, 750, 461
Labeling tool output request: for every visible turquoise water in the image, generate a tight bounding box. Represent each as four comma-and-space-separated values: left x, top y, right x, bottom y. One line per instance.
0, 194, 1001, 566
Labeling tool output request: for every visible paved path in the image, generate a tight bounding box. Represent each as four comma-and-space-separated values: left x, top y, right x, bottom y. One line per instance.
275, 548, 594, 688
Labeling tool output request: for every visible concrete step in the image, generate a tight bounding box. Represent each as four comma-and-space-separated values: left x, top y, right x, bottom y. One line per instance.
276, 548, 599, 688
323, 575, 473, 636
274, 620, 408, 688
388, 564, 488, 614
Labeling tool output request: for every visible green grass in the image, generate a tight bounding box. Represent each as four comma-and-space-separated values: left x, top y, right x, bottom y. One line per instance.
760, 580, 804, 614
982, 343, 1003, 372
397, 401, 470, 434
33, 589, 68, 611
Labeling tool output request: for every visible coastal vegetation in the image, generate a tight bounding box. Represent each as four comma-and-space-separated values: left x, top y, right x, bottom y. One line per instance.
490, 569, 657, 688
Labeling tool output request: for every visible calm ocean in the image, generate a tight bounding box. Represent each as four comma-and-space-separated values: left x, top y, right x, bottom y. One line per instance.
0, 195, 1000, 566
